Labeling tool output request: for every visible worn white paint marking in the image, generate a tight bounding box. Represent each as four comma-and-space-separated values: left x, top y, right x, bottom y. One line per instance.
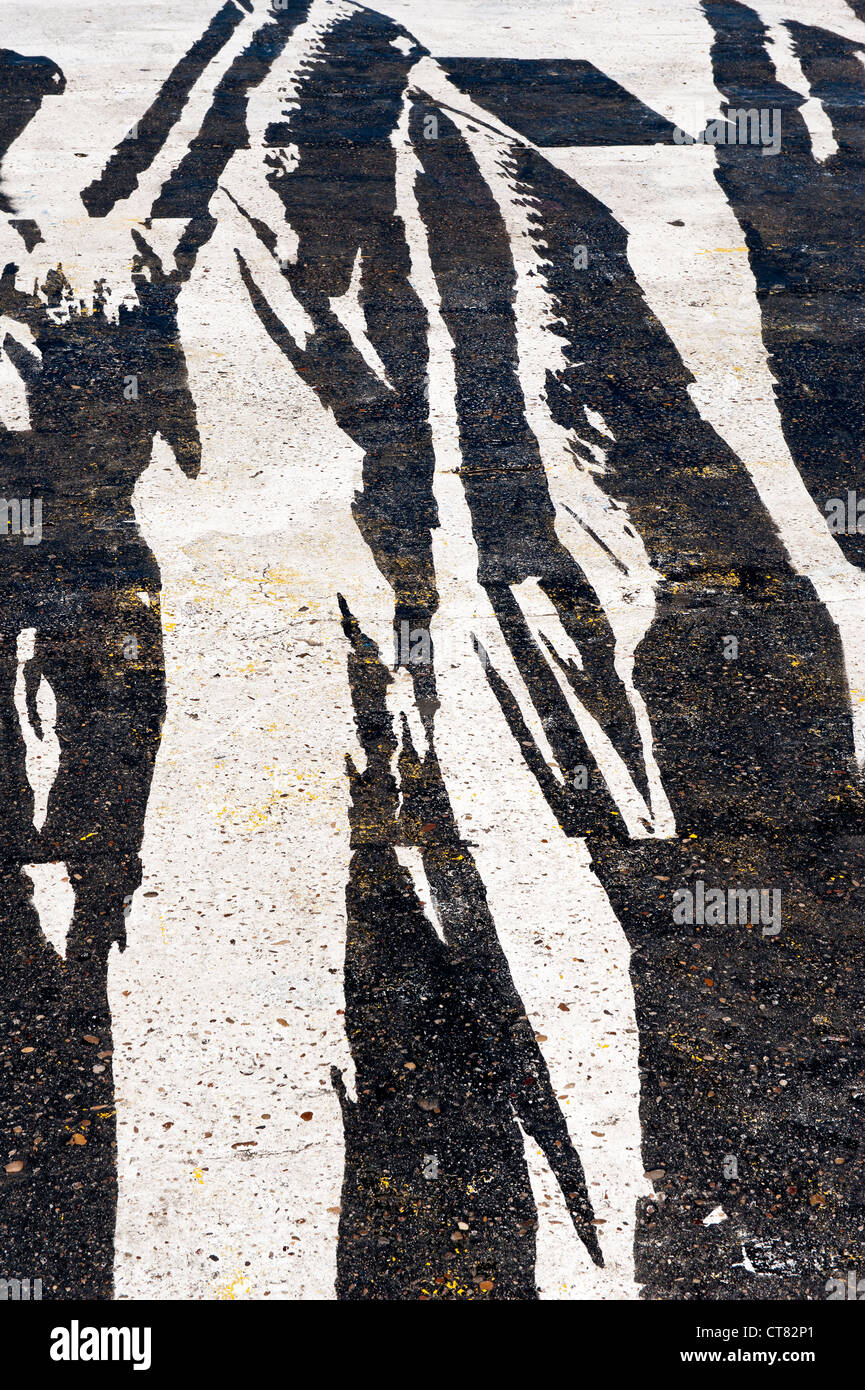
110, 17, 407, 1298
550, 140, 865, 763
371, 0, 862, 132
14, 627, 60, 831
0, 322, 37, 431
765, 21, 838, 163
419, 80, 674, 837
395, 847, 447, 942
0, 4, 260, 314
329, 249, 393, 387
22, 864, 75, 962
396, 118, 648, 1299
114, 313, 363, 1299
513, 578, 654, 836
